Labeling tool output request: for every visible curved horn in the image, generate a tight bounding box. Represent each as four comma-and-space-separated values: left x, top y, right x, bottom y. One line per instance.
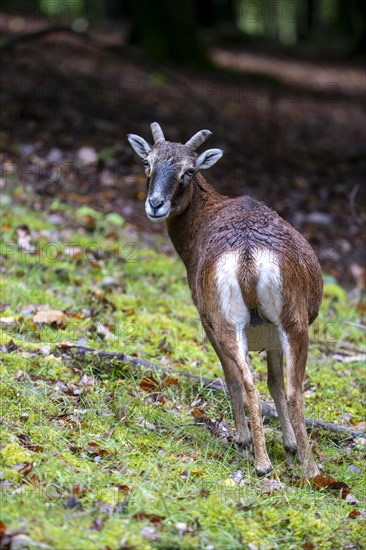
150, 122, 165, 144
185, 129, 212, 150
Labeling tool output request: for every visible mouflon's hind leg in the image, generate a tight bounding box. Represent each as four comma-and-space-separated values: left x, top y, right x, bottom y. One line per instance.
222, 359, 253, 454
202, 322, 252, 453
222, 359, 253, 453
280, 329, 320, 477
267, 349, 297, 463
206, 321, 272, 476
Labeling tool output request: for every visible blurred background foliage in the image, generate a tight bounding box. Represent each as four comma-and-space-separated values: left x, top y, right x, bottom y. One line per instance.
1, 0, 366, 63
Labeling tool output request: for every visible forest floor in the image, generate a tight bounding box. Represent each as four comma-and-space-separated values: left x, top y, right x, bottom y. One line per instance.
0, 16, 366, 549
0, 182, 365, 549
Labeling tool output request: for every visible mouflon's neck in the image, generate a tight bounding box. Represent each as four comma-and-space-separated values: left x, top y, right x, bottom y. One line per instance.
166, 173, 225, 270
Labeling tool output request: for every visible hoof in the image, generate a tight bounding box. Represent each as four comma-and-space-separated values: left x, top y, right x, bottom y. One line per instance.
255, 464, 273, 477
234, 433, 252, 455
235, 440, 253, 456
285, 444, 297, 455
285, 444, 297, 464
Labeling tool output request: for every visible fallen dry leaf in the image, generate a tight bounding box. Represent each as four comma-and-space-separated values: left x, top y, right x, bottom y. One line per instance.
262, 478, 287, 494
162, 377, 179, 386
311, 475, 358, 503
59, 341, 74, 349
56, 381, 82, 396
85, 442, 112, 458
0, 520, 6, 536
139, 376, 159, 392
101, 425, 115, 440
327, 480, 351, 499
311, 475, 337, 489
72, 483, 87, 497
17, 433, 44, 453
349, 419, 366, 428
2, 340, 20, 353
191, 408, 211, 423
136, 417, 156, 430
33, 309, 67, 325
200, 487, 210, 498
13, 462, 34, 477
116, 484, 130, 494
133, 512, 165, 523
348, 509, 361, 519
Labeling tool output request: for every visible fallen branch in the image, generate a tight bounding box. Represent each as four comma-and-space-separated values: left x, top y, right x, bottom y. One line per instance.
60, 344, 365, 439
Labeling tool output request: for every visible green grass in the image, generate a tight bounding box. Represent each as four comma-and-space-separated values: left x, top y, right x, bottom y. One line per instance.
0, 187, 365, 549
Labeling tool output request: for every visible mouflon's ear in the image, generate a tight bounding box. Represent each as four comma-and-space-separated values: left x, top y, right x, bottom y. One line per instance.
127, 134, 152, 158
195, 148, 224, 170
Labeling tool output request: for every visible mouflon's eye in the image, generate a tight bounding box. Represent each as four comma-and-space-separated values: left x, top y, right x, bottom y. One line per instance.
180, 169, 194, 184
143, 160, 150, 168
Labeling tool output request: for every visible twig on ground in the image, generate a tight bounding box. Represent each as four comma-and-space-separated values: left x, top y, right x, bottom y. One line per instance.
344, 321, 366, 330
338, 341, 366, 354
59, 344, 365, 439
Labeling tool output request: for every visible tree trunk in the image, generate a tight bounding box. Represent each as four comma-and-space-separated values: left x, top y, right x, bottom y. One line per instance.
128, 0, 210, 66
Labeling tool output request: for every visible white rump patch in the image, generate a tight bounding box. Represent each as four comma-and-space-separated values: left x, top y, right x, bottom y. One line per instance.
214, 249, 283, 352
215, 252, 250, 334
255, 249, 283, 324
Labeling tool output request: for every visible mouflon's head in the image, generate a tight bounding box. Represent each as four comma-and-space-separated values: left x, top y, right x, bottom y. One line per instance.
127, 122, 224, 222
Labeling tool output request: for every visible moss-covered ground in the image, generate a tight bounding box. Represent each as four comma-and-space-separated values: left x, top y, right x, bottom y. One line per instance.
0, 185, 365, 549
